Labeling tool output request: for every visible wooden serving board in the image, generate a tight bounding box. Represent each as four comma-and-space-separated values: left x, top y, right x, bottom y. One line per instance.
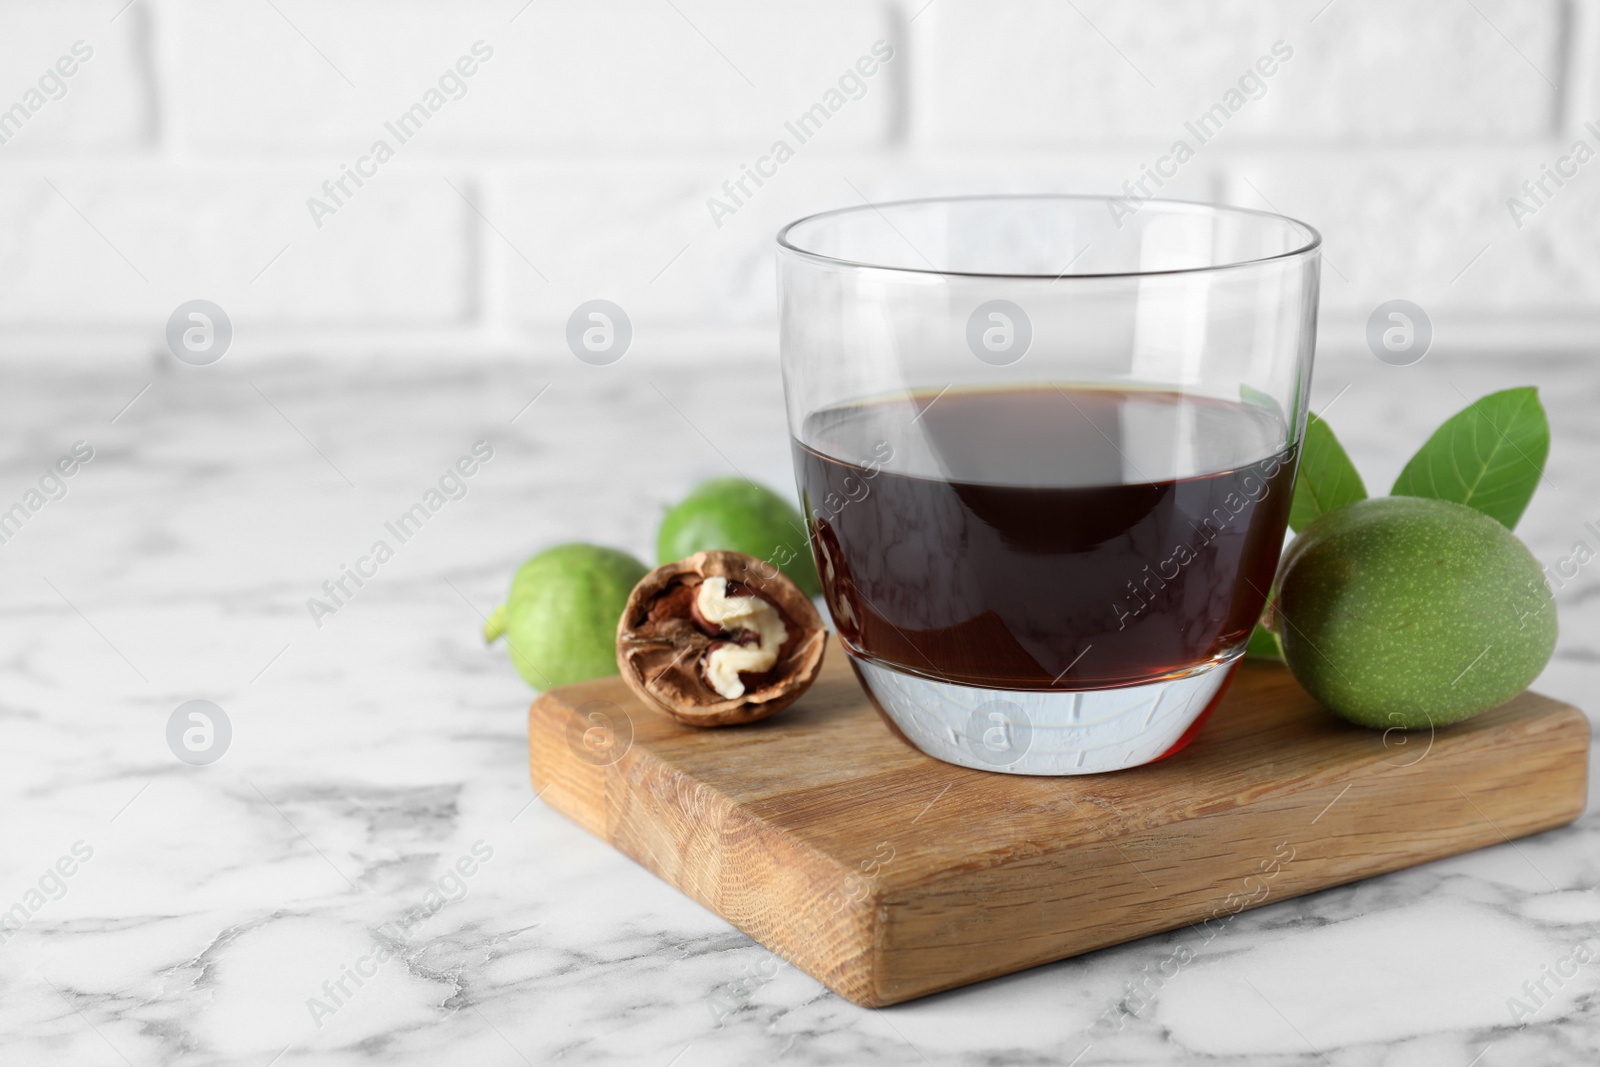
528, 637, 1589, 1008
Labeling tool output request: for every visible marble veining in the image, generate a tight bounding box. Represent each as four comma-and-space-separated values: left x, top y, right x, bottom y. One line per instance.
0, 348, 1596, 1065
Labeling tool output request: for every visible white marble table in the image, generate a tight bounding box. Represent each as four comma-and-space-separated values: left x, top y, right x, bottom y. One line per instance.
2, 346, 1596, 1066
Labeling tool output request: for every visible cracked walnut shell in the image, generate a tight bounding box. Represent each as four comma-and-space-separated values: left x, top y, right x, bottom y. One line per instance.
615, 550, 826, 726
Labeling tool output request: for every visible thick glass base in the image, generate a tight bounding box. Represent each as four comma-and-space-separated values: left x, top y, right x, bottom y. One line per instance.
851, 654, 1240, 775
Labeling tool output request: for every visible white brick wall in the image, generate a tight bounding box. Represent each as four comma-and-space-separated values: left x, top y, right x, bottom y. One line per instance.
915, 0, 1566, 144
0, 0, 1596, 361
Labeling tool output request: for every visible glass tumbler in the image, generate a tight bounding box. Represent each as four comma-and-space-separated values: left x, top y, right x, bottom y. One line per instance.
776, 195, 1320, 775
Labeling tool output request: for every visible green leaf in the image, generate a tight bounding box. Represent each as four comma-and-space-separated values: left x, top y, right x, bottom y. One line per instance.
1239, 383, 1285, 426
1245, 622, 1282, 660
1288, 412, 1367, 533
1391, 387, 1549, 529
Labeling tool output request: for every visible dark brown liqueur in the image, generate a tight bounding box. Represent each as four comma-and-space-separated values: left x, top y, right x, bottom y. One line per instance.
794, 385, 1297, 690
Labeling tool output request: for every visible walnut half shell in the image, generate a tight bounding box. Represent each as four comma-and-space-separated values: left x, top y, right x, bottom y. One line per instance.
615, 550, 826, 726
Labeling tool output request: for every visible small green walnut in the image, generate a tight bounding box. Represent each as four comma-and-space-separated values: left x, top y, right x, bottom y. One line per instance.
1273, 496, 1557, 729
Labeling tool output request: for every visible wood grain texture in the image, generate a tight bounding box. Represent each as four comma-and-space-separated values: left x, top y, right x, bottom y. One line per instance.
528, 637, 1590, 1007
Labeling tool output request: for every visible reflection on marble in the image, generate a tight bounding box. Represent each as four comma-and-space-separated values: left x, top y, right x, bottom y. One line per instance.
0, 347, 1596, 1065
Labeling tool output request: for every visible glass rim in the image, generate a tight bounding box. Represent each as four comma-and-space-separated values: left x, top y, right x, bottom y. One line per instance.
775, 193, 1323, 281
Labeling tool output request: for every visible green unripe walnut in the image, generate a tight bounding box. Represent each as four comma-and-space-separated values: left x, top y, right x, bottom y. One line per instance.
656, 477, 820, 597
483, 543, 649, 690
1274, 496, 1556, 729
